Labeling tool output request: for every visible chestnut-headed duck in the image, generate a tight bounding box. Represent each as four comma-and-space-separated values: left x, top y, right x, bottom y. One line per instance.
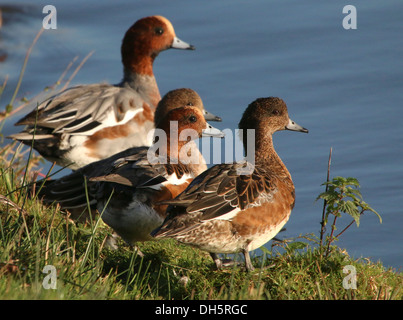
8, 16, 200, 170
151, 97, 308, 271
36, 105, 224, 243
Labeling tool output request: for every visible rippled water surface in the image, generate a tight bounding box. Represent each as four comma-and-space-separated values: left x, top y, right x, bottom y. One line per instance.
1, 0, 402, 269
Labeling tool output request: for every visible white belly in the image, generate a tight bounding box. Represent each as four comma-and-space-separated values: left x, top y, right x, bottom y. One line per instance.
100, 200, 164, 244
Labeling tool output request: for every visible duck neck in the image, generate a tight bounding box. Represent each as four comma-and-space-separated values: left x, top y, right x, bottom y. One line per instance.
244, 130, 291, 180
123, 53, 154, 77
121, 47, 161, 108
120, 67, 161, 109
153, 133, 191, 164
169, 138, 199, 163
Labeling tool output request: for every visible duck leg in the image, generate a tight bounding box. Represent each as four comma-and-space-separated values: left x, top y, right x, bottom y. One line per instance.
243, 249, 255, 272
210, 252, 223, 270
210, 252, 245, 270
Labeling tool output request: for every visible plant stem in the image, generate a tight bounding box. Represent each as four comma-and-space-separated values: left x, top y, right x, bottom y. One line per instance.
335, 209, 365, 239
61, 51, 94, 91
5, 56, 79, 119
320, 147, 332, 248
325, 215, 338, 258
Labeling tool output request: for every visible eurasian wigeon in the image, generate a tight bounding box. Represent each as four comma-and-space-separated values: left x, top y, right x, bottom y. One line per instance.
8, 16, 199, 170
151, 97, 308, 271
154, 88, 221, 176
36, 105, 224, 244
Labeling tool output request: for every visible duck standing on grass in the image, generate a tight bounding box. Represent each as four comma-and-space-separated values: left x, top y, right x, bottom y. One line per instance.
151, 97, 308, 272
8, 16, 196, 170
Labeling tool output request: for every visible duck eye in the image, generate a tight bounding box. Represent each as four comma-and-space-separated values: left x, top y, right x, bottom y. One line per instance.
154, 27, 164, 35
272, 109, 280, 115
189, 115, 197, 123
186, 102, 194, 106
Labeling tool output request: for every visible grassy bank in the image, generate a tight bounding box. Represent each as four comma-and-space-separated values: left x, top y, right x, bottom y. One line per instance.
0, 142, 401, 300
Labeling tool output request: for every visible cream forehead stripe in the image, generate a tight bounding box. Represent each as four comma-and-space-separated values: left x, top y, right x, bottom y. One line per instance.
155, 16, 176, 36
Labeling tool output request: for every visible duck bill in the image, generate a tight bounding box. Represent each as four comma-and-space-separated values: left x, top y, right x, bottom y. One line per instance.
171, 36, 195, 50
285, 118, 309, 133
202, 123, 225, 138
203, 109, 222, 122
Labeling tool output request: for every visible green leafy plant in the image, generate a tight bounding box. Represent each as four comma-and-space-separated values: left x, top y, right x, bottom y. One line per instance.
317, 174, 381, 258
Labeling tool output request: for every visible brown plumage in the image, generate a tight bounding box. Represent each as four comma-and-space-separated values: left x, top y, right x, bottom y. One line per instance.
152, 97, 308, 271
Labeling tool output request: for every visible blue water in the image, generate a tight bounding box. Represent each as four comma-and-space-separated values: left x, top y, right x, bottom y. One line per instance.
1, 0, 402, 270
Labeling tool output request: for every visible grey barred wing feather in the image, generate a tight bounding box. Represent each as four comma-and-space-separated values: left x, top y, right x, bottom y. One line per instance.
14, 84, 149, 137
